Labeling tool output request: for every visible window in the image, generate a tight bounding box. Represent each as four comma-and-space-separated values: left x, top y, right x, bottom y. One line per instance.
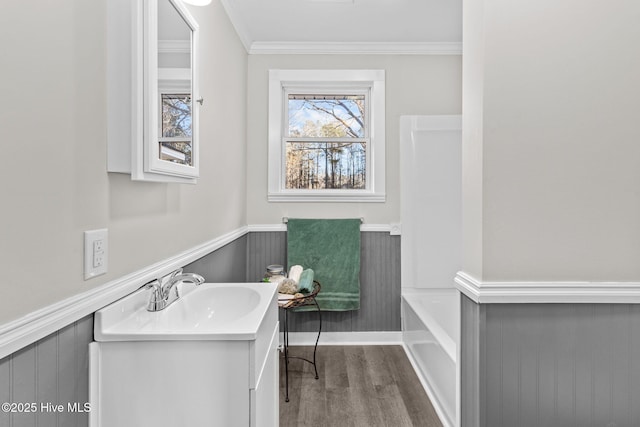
268, 70, 385, 202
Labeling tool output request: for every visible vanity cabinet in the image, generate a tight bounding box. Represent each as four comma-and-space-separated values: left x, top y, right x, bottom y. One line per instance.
106, 0, 200, 183
90, 284, 280, 427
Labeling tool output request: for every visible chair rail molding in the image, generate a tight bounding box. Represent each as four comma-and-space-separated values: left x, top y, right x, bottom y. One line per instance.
0, 226, 248, 360
455, 271, 640, 304
247, 223, 399, 234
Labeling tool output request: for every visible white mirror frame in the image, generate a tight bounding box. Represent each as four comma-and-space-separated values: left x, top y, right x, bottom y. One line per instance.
143, 0, 199, 180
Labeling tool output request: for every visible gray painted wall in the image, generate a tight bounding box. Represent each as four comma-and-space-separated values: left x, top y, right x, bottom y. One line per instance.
246, 231, 402, 332
183, 235, 248, 282
461, 295, 640, 427
0, 236, 246, 427
7, 232, 640, 427
460, 294, 484, 427
0, 315, 93, 427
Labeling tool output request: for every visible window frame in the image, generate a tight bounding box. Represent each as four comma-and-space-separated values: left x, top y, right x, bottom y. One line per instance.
147, 66, 199, 179
268, 69, 386, 202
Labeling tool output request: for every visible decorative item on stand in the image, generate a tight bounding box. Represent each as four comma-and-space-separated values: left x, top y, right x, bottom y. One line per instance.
262, 264, 286, 284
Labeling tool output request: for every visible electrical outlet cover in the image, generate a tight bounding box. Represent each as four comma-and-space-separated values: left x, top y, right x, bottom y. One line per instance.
84, 229, 108, 280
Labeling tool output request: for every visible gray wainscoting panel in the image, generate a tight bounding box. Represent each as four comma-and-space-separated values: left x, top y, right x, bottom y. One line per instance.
0, 229, 396, 427
245, 231, 288, 282
183, 235, 248, 282
460, 294, 484, 427
247, 231, 401, 332
0, 315, 93, 427
461, 300, 640, 427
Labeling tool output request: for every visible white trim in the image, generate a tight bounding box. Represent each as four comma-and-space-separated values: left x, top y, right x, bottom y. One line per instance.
0, 226, 248, 360
145, 0, 200, 181
267, 192, 386, 203
247, 223, 288, 233
158, 39, 190, 54
247, 223, 397, 233
268, 69, 386, 203
250, 41, 463, 55
219, 0, 253, 52
284, 331, 402, 346
455, 271, 640, 304
360, 223, 394, 233
217, 0, 462, 56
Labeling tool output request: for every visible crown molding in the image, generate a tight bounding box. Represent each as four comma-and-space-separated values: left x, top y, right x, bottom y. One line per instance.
249, 41, 462, 55
219, 0, 253, 52
158, 40, 190, 54
455, 271, 640, 304
219, 0, 462, 55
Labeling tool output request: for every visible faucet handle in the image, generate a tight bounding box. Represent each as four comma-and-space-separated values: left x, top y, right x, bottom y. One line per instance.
145, 280, 162, 299
145, 280, 166, 311
169, 268, 184, 279
145, 279, 161, 291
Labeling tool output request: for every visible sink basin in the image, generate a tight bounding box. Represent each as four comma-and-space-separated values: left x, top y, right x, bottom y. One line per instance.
170, 286, 262, 325
94, 282, 278, 341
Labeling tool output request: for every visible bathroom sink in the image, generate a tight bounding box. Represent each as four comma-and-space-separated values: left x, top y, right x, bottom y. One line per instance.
94, 282, 278, 341
91, 280, 280, 426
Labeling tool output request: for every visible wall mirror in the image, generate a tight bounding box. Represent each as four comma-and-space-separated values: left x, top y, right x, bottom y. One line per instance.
107, 0, 200, 183
147, 0, 199, 179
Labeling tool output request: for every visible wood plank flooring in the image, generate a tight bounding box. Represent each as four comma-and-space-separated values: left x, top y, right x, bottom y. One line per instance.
279, 345, 444, 427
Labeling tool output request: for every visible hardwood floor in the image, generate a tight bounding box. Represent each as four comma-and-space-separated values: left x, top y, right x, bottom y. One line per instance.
279, 345, 444, 427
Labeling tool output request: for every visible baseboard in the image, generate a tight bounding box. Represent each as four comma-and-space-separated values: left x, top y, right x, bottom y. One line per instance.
284, 331, 402, 346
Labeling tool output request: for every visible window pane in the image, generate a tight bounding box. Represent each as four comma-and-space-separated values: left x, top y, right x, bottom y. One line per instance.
162, 94, 192, 138
288, 94, 365, 138
159, 141, 192, 166
285, 141, 366, 189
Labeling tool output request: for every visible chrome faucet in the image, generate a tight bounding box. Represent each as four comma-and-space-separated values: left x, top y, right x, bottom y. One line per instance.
145, 269, 205, 312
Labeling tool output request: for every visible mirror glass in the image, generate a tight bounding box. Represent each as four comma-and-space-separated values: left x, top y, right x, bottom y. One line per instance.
157, 0, 193, 167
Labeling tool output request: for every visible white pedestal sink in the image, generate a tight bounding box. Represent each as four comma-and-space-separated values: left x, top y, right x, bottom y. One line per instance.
90, 282, 279, 427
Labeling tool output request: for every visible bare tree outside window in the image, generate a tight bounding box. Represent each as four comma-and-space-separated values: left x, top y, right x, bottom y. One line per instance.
285, 94, 367, 190
159, 93, 192, 166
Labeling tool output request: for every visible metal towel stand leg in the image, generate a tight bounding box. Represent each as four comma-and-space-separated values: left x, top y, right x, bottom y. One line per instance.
280, 282, 322, 403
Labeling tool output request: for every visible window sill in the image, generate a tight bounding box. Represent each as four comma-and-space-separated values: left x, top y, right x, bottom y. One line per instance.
268, 191, 385, 203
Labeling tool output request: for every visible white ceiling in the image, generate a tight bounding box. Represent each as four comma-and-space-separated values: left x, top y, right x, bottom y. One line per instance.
220, 0, 462, 54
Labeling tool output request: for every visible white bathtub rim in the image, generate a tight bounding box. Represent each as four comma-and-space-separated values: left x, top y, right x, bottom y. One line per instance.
401, 289, 458, 362
402, 287, 459, 340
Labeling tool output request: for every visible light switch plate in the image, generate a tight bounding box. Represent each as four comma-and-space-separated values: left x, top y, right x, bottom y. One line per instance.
84, 229, 108, 280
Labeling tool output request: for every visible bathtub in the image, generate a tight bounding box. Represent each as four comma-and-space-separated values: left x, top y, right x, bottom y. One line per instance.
402, 288, 459, 427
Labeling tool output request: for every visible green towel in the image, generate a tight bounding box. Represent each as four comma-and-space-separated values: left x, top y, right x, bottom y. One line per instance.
287, 218, 361, 311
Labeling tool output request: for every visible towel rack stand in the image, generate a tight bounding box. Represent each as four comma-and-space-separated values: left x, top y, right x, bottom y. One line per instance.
282, 217, 364, 224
